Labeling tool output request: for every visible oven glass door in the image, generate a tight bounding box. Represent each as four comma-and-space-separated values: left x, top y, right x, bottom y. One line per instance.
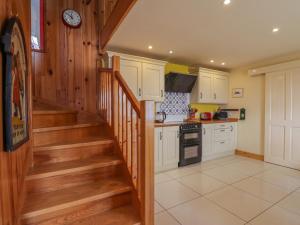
179, 143, 202, 167
181, 130, 201, 144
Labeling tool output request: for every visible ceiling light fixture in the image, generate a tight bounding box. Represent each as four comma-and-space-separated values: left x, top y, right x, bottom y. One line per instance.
224, 0, 231, 5
221, 62, 226, 66
169, 50, 174, 54
210, 60, 215, 63
272, 27, 280, 33
148, 45, 153, 50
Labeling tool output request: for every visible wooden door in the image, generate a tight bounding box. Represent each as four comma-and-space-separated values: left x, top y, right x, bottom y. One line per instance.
265, 71, 287, 166
142, 63, 164, 101
162, 126, 179, 170
120, 59, 142, 100
198, 72, 213, 103
213, 74, 228, 104
154, 128, 164, 173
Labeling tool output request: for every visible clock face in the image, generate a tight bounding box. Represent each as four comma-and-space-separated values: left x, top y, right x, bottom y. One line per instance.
62, 9, 82, 28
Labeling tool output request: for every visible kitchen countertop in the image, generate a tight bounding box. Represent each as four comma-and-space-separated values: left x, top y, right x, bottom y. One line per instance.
154, 118, 239, 127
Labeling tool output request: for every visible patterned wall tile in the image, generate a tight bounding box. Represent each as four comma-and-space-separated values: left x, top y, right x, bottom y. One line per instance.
157, 92, 190, 115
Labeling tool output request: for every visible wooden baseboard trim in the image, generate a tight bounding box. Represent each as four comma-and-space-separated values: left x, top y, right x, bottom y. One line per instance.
235, 149, 264, 161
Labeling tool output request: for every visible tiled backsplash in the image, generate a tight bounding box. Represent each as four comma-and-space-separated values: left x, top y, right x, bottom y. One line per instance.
156, 92, 190, 115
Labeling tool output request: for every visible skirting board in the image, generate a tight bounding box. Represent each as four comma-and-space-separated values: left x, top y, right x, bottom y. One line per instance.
235, 149, 264, 161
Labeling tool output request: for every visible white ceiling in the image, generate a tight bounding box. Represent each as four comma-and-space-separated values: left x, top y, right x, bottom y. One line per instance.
107, 0, 300, 69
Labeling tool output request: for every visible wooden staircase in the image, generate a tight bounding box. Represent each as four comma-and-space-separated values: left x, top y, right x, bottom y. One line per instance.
21, 102, 141, 225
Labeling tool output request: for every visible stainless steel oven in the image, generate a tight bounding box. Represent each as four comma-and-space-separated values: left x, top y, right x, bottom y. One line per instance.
179, 123, 202, 167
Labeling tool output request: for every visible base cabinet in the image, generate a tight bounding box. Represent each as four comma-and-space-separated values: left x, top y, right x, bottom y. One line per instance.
202, 123, 237, 161
155, 126, 179, 173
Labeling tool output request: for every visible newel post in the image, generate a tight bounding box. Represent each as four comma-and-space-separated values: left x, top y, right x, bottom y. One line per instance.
111, 56, 120, 137
140, 100, 155, 225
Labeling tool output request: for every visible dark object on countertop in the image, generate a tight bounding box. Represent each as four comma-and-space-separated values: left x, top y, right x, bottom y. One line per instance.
155, 111, 167, 123
240, 108, 246, 120
213, 111, 228, 120
165, 72, 197, 93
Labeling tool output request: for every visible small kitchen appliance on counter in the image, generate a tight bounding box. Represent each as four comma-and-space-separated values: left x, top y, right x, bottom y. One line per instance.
213, 108, 228, 120
155, 111, 167, 123
200, 112, 212, 120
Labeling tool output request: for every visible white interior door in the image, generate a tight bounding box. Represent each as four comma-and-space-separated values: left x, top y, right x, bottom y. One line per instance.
142, 63, 164, 101
265, 71, 288, 166
199, 72, 213, 103
120, 59, 142, 100
213, 75, 228, 104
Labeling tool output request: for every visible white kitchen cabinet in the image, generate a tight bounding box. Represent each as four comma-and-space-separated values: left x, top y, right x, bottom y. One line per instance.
108, 52, 166, 102
154, 128, 164, 172
154, 126, 180, 173
120, 59, 142, 100
142, 62, 165, 101
191, 68, 229, 104
202, 123, 237, 161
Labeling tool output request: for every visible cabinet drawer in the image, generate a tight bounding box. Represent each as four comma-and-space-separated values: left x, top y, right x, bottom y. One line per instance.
214, 128, 231, 140
214, 123, 232, 130
214, 139, 231, 152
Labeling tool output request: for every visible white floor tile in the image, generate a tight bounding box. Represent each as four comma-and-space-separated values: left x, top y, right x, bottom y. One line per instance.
165, 167, 197, 179
169, 197, 245, 225
178, 173, 226, 195
224, 161, 267, 176
187, 160, 219, 172
255, 170, 300, 191
155, 173, 174, 184
203, 165, 249, 184
155, 180, 199, 209
278, 189, 300, 216
249, 206, 300, 225
155, 211, 181, 225
233, 177, 291, 203
155, 201, 165, 214
206, 186, 271, 221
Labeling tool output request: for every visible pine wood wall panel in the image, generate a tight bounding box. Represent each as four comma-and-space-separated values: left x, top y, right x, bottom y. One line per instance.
32, 0, 100, 113
0, 0, 32, 225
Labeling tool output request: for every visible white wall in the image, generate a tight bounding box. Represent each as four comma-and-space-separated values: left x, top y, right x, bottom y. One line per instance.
227, 69, 265, 155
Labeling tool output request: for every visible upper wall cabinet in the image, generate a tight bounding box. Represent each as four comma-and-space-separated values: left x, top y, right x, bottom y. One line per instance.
191, 68, 229, 104
107, 52, 167, 102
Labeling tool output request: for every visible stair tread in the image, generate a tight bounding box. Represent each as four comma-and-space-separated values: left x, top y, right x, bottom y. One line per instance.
71, 205, 141, 225
27, 155, 122, 180
22, 177, 132, 219
34, 136, 114, 151
33, 121, 104, 133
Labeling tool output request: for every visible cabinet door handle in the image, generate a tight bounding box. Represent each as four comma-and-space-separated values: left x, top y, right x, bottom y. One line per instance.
214, 93, 217, 99
138, 88, 142, 97
203, 128, 206, 135
231, 126, 233, 132
161, 90, 164, 97
177, 131, 179, 138
200, 92, 203, 99
160, 132, 163, 140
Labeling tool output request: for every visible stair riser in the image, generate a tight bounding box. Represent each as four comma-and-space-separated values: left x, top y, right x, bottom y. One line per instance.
33, 143, 114, 166
33, 113, 77, 129
22, 192, 132, 225
27, 165, 122, 195
33, 126, 106, 146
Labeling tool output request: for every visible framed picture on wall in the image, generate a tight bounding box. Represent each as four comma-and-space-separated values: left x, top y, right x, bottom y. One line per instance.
232, 88, 244, 98
1, 17, 29, 152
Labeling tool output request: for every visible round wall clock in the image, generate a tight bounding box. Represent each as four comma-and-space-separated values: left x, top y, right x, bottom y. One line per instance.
62, 9, 82, 28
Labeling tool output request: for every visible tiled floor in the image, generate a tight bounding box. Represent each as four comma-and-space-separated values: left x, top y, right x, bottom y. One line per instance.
155, 155, 300, 225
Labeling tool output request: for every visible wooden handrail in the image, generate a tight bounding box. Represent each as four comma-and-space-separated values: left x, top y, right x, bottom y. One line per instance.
98, 55, 154, 225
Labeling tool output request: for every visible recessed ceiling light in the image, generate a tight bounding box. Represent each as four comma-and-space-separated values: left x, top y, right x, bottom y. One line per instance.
148, 45, 153, 50
221, 62, 226, 66
210, 60, 215, 63
224, 0, 231, 5
169, 50, 174, 54
272, 27, 280, 33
